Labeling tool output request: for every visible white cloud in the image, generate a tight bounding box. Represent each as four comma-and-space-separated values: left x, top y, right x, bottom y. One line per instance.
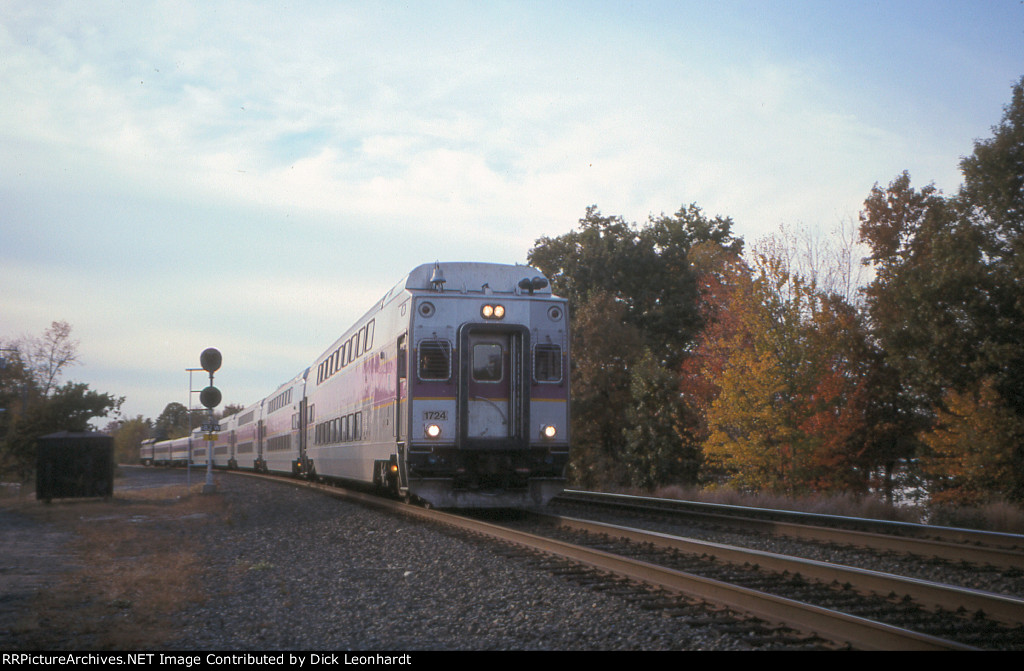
3, 0, 1022, 420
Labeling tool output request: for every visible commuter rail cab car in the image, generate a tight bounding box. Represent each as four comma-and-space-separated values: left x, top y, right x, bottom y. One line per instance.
142, 262, 571, 509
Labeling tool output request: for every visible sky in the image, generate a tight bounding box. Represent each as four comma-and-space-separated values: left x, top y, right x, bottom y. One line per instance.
2, 0, 1022, 423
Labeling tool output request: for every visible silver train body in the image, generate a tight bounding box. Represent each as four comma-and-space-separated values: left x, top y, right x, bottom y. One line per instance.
142, 262, 571, 508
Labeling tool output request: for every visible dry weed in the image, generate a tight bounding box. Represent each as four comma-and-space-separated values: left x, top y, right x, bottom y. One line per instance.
4, 483, 224, 650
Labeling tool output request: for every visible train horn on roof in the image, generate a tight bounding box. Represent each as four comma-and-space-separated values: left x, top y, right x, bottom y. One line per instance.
518, 276, 548, 295
429, 263, 446, 291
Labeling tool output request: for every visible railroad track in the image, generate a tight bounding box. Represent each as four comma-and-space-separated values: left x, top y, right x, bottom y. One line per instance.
552, 490, 1024, 571
501, 511, 1024, 650
232, 471, 1024, 650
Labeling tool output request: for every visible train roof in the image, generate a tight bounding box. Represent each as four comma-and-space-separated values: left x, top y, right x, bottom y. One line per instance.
404, 262, 554, 296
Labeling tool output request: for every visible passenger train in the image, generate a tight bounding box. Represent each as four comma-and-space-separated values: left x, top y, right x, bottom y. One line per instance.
141, 262, 570, 508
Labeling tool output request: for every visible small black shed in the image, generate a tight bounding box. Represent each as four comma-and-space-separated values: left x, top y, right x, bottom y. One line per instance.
36, 431, 115, 502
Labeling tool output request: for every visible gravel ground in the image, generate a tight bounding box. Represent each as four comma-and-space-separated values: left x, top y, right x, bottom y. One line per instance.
0, 508, 79, 649
166, 472, 747, 651
6, 467, 1020, 651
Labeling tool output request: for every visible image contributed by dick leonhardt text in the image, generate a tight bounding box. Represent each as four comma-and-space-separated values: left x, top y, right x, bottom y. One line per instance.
2, 654, 415, 668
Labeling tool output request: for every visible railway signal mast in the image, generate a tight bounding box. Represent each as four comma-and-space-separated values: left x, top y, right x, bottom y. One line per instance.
199, 347, 222, 494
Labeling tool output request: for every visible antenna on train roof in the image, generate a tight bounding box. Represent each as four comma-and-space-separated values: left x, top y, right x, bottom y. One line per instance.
429, 262, 446, 291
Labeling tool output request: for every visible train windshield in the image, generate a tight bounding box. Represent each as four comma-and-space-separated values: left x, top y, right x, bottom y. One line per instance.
533, 344, 562, 382
418, 339, 452, 380
472, 343, 504, 382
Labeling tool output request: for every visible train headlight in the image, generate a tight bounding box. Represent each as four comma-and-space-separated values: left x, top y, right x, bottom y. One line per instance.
425, 424, 442, 438
541, 425, 557, 439
481, 304, 505, 319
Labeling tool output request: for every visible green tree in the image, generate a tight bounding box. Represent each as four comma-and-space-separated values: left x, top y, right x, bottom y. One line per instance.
2, 323, 122, 479
622, 348, 703, 489
1, 382, 122, 481
563, 291, 642, 489
153, 402, 198, 440
858, 77, 1024, 502
112, 415, 152, 465
529, 204, 741, 368
859, 172, 988, 408
957, 75, 1024, 421
220, 403, 245, 419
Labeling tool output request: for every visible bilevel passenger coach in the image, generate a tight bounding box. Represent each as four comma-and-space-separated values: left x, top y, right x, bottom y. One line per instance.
142, 262, 571, 508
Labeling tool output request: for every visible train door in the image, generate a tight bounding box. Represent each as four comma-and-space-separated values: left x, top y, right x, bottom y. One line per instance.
256, 418, 266, 472
394, 334, 409, 493
467, 332, 511, 439
298, 396, 310, 476
460, 325, 527, 446
396, 334, 407, 442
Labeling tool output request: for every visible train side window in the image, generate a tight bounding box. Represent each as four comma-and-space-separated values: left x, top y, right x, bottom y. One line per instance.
473, 343, 503, 382
418, 339, 452, 381
534, 344, 562, 382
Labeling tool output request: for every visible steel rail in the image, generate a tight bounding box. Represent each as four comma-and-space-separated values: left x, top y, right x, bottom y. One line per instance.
557, 490, 1024, 570
542, 513, 1024, 626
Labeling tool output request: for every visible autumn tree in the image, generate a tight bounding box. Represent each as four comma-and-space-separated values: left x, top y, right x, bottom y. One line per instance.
528, 204, 742, 489
700, 248, 815, 494
697, 232, 874, 495
918, 379, 1024, 506
795, 294, 875, 492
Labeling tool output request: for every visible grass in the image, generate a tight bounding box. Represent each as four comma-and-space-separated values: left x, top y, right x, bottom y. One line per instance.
648, 484, 1024, 533
926, 499, 1024, 533
655, 484, 922, 522
1, 481, 224, 650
